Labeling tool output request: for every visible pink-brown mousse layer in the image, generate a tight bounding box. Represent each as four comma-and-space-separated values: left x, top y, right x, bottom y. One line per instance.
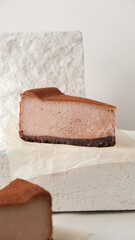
20, 98, 115, 139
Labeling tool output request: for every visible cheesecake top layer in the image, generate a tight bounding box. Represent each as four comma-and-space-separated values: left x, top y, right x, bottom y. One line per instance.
21, 87, 116, 110
0, 179, 51, 206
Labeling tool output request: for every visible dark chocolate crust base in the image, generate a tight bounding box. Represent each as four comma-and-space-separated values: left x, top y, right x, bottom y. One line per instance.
19, 132, 115, 147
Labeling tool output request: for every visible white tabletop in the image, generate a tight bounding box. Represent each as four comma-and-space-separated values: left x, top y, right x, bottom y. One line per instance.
53, 211, 135, 240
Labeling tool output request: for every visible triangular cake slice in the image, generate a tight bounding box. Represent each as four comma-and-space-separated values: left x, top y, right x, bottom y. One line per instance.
19, 87, 116, 147
0, 179, 52, 240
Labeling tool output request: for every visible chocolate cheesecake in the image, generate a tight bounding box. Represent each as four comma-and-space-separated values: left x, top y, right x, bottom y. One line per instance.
0, 179, 52, 240
19, 87, 116, 147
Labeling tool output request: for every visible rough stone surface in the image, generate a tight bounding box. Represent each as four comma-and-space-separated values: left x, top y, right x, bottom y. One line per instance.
0, 149, 11, 189
0, 32, 84, 144
0, 32, 84, 187
32, 162, 135, 212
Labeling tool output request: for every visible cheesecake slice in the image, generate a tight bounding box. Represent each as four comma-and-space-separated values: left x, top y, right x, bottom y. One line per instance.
19, 87, 116, 147
0, 179, 52, 240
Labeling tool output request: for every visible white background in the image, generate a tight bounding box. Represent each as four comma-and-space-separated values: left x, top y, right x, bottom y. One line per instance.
0, 1, 135, 239
0, 0, 135, 129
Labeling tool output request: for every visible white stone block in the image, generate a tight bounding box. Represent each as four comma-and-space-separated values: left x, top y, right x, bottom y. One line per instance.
0, 32, 84, 188
0, 32, 84, 148
32, 162, 135, 212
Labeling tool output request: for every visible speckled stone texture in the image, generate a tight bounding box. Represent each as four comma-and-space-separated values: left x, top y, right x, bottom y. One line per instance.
0, 149, 11, 189
0, 32, 84, 188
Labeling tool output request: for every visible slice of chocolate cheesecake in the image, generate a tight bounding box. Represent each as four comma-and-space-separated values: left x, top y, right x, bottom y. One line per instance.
0, 179, 52, 240
19, 87, 116, 147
